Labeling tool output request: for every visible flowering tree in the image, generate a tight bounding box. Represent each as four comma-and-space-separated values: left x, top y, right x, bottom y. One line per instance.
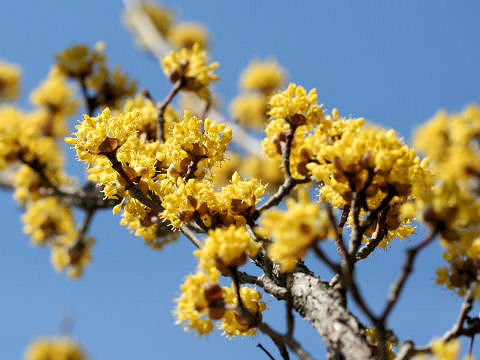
1, 2, 479, 360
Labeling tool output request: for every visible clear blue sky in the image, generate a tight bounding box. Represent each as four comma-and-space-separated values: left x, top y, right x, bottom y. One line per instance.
1, 1, 479, 359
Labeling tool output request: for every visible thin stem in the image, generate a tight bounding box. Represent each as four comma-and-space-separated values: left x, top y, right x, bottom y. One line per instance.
257, 343, 278, 360
230, 268, 312, 360
253, 126, 311, 219
157, 80, 183, 142
312, 244, 340, 273
180, 225, 203, 248
78, 75, 97, 116
380, 229, 438, 323
326, 204, 348, 263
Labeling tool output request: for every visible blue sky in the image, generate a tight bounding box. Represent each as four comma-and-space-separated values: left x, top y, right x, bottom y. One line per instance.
1, 1, 480, 359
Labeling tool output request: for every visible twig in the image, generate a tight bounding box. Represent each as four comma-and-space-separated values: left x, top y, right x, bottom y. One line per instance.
200, 93, 211, 119
326, 204, 348, 263
257, 343, 277, 360
180, 225, 203, 249
442, 287, 475, 342
286, 290, 295, 339
355, 209, 387, 261
157, 80, 183, 141
19, 156, 116, 210
253, 127, 311, 219
376, 229, 437, 360
230, 268, 313, 360
78, 75, 97, 116
380, 229, 438, 322
312, 244, 340, 274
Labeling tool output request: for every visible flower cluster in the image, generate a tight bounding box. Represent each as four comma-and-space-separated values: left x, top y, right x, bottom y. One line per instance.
259, 189, 333, 272
415, 339, 471, 360
0, 60, 21, 100
262, 83, 324, 178
412, 106, 480, 296
230, 60, 286, 129
162, 172, 264, 229
55, 43, 136, 110
240, 60, 286, 94
268, 82, 323, 127
24, 336, 87, 360
30, 66, 79, 126
169, 22, 209, 50
195, 225, 260, 277
365, 328, 396, 360
175, 270, 265, 336
161, 43, 219, 99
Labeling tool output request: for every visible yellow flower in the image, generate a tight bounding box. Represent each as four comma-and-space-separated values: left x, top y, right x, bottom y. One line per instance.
230, 93, 268, 129
260, 189, 333, 272
174, 271, 217, 336
268, 83, 323, 127
54, 44, 105, 79
161, 43, 219, 99
169, 22, 209, 50
219, 285, 266, 337
415, 339, 469, 360
240, 60, 286, 94
365, 327, 396, 360
414, 104, 480, 191
163, 110, 232, 179
119, 197, 179, 248
195, 225, 260, 276
86, 64, 137, 109
51, 236, 95, 278
24, 336, 87, 360
22, 197, 76, 245
0, 60, 21, 100
30, 66, 79, 120
140, 2, 175, 37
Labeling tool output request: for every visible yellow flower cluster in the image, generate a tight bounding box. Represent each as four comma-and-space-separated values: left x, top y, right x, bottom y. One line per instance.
240, 60, 287, 94
86, 64, 137, 109
268, 83, 323, 127
414, 105, 480, 190
219, 285, 266, 336
195, 225, 260, 277
230, 60, 286, 129
303, 110, 429, 244
51, 236, 95, 278
163, 110, 232, 179
139, 2, 175, 37
365, 328, 396, 360
162, 172, 264, 229
175, 271, 266, 337
54, 43, 105, 79
259, 190, 333, 272
230, 93, 269, 129
22, 197, 76, 245
30, 66, 79, 124
262, 83, 324, 178
412, 105, 480, 296
415, 339, 473, 360
161, 43, 219, 99
119, 197, 179, 249
55, 43, 136, 110
24, 336, 87, 360
0, 60, 21, 100
22, 197, 93, 278
169, 22, 209, 50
